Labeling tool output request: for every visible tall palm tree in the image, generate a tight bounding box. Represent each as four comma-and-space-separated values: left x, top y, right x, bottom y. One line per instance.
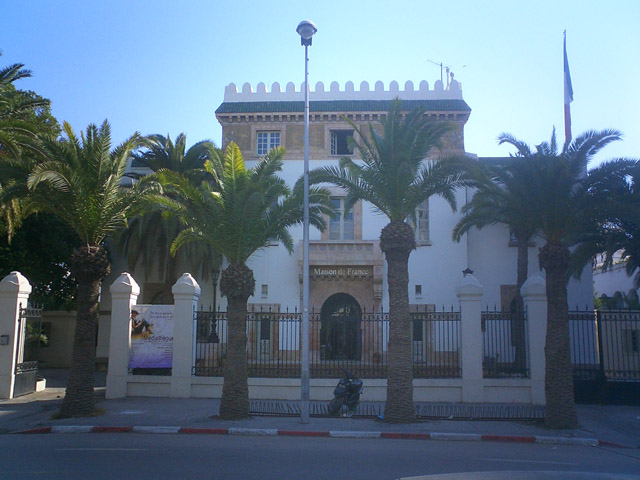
310, 100, 476, 423
452, 156, 537, 369
26, 120, 150, 417
498, 128, 622, 429
155, 142, 330, 419
119, 133, 221, 301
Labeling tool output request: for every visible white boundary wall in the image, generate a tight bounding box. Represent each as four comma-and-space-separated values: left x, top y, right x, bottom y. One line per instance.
106, 272, 548, 405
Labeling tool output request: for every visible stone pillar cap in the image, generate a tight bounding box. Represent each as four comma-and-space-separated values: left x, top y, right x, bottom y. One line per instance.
172, 273, 201, 296
456, 273, 483, 297
0, 271, 32, 294
521, 275, 546, 298
110, 272, 140, 295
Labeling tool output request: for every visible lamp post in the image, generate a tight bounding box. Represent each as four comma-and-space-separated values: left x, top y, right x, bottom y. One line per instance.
296, 19, 316, 424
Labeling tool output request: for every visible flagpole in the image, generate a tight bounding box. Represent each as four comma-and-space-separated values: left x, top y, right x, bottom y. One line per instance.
563, 30, 573, 148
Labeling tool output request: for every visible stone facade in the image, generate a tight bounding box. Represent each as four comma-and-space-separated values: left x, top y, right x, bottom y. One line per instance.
215, 80, 471, 162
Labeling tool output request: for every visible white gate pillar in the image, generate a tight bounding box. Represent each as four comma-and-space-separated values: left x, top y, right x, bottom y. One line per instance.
521, 275, 547, 405
457, 273, 484, 402
106, 273, 140, 399
170, 273, 200, 398
0, 272, 32, 399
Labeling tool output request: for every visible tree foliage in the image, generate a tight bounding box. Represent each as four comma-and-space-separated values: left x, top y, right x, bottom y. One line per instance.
0, 56, 59, 160
573, 159, 640, 286
0, 213, 80, 309
119, 133, 221, 293
0, 55, 60, 239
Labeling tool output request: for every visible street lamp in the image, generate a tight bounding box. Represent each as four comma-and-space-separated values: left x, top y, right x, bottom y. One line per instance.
297, 19, 316, 424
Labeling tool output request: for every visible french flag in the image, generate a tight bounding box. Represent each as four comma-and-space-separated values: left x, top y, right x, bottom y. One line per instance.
564, 31, 573, 145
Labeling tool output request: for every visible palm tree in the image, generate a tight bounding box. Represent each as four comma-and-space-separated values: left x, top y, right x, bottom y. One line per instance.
497, 128, 622, 429
309, 100, 476, 423
0, 59, 52, 160
0, 56, 58, 238
155, 142, 330, 419
26, 120, 149, 417
452, 156, 537, 369
119, 133, 221, 301
572, 159, 640, 287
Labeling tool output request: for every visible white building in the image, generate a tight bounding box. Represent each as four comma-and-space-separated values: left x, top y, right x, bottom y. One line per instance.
593, 252, 639, 305
206, 78, 593, 317
86, 78, 594, 378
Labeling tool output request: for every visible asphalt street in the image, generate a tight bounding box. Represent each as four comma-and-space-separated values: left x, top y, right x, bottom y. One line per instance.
1, 433, 639, 480
1, 369, 639, 479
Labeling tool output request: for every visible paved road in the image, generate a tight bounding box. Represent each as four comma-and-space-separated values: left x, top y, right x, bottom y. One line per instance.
1, 433, 638, 480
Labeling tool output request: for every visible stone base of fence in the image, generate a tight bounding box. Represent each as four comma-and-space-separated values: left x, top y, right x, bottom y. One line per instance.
247, 400, 545, 419
111, 375, 543, 405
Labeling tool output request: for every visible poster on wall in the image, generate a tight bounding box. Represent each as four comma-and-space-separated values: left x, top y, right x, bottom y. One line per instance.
128, 305, 174, 369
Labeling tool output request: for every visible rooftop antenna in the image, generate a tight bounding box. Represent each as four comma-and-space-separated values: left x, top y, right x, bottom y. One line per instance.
427, 59, 467, 87
427, 59, 445, 84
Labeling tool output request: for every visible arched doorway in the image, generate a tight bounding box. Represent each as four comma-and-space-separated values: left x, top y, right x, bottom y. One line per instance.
320, 293, 362, 360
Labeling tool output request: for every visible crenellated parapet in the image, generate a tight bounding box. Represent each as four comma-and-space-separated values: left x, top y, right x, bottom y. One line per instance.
223, 79, 463, 102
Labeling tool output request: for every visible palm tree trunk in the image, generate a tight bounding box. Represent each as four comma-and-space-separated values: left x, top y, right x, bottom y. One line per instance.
219, 263, 253, 419
60, 246, 110, 418
539, 243, 578, 429
381, 221, 415, 423
219, 295, 250, 419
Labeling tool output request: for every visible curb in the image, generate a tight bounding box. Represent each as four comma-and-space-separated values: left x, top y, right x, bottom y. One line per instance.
14, 425, 616, 447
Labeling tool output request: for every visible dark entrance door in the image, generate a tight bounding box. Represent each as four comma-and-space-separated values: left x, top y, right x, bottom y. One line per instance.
320, 293, 361, 360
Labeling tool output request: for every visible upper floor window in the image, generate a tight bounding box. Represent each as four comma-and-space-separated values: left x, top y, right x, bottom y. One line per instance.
257, 131, 280, 156
329, 197, 354, 240
330, 130, 354, 156
414, 199, 430, 245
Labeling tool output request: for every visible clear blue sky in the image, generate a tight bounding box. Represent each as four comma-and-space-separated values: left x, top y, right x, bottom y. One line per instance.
4, 0, 639, 166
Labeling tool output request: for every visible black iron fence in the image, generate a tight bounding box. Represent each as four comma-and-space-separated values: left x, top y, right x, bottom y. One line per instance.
194, 306, 461, 379
570, 309, 640, 405
570, 310, 600, 380
481, 309, 529, 378
571, 309, 640, 381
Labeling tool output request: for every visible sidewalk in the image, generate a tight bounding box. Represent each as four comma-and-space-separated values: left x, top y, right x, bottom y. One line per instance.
1, 370, 638, 449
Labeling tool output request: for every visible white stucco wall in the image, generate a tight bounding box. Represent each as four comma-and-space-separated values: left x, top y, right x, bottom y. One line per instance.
593, 262, 638, 298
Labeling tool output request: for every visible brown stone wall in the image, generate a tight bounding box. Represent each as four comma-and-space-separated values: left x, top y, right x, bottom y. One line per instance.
286, 124, 303, 151
222, 124, 251, 153
309, 124, 324, 150
440, 122, 465, 153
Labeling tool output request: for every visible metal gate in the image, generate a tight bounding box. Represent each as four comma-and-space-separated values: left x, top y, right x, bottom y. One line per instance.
13, 305, 43, 397
571, 310, 640, 405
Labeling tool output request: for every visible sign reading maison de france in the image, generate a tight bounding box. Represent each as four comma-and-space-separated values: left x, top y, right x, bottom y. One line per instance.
311, 266, 373, 278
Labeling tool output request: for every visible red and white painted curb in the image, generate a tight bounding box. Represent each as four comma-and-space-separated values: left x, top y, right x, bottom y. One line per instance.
14, 425, 626, 447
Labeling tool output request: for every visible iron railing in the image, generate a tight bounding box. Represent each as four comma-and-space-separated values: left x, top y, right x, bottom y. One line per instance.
571, 309, 640, 382
481, 309, 529, 378
193, 306, 461, 379
569, 310, 600, 380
